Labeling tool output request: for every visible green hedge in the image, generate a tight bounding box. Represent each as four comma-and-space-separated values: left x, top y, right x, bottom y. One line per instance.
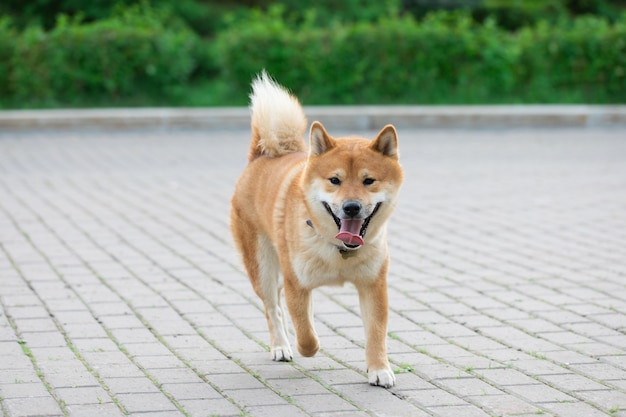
214, 8, 626, 104
518, 16, 626, 100
2, 5, 203, 106
0, 18, 15, 98
1, 6, 625, 107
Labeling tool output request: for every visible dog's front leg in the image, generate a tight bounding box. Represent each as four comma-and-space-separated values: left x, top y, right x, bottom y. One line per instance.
356, 270, 396, 388
284, 274, 319, 357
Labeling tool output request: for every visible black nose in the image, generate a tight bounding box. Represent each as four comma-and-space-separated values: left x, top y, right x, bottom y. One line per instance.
342, 201, 362, 218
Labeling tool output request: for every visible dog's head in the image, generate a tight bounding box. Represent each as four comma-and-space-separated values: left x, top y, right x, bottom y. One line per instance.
302, 122, 403, 250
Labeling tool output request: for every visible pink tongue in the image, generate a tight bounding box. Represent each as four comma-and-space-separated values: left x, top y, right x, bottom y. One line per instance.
335, 219, 364, 246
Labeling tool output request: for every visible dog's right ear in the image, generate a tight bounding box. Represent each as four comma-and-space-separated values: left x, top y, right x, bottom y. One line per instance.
309, 121, 335, 156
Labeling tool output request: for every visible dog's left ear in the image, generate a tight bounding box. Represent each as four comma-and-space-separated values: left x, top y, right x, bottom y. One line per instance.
370, 125, 399, 159
309, 121, 336, 156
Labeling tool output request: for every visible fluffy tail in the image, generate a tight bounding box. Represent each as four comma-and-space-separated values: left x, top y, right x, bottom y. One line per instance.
248, 71, 308, 162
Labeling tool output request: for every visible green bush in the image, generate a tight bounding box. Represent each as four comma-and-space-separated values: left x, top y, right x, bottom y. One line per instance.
0, 0, 223, 32
214, 9, 520, 103
2, 4, 625, 107
403, 0, 624, 30
0, 0, 123, 30
214, 8, 625, 104
518, 15, 626, 101
275, 0, 400, 24
0, 18, 16, 97
7, 4, 202, 105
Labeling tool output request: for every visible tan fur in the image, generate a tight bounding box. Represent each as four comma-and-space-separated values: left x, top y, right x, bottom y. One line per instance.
247, 70, 308, 162
230, 72, 403, 387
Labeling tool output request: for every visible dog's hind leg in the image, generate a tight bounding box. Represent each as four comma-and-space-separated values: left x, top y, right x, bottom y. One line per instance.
247, 233, 293, 361
257, 234, 293, 361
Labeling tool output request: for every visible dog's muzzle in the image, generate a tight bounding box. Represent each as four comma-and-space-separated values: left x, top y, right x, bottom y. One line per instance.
323, 202, 381, 248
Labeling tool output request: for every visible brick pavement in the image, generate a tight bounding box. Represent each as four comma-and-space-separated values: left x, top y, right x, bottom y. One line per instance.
0, 126, 625, 417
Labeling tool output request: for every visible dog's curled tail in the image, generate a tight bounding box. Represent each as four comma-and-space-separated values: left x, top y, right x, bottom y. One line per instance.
248, 71, 308, 162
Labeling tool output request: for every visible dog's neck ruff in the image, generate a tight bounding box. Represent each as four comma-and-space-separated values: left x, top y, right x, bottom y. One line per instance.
305, 219, 359, 259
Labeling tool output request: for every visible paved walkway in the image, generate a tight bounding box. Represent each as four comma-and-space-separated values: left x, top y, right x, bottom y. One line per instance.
1, 126, 625, 417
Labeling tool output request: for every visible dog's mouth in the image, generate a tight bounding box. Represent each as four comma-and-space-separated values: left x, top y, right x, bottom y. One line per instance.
323, 202, 381, 249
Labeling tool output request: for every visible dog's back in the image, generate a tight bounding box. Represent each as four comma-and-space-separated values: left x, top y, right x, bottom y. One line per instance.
232, 72, 308, 243
247, 71, 308, 162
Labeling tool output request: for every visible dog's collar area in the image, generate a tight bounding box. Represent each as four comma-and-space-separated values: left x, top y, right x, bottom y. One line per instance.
306, 219, 360, 259
339, 248, 359, 259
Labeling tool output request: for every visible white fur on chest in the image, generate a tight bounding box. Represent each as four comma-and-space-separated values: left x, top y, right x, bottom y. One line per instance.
292, 234, 387, 289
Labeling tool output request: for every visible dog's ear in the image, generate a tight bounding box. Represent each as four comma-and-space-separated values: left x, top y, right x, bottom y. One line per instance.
370, 125, 399, 159
309, 121, 335, 156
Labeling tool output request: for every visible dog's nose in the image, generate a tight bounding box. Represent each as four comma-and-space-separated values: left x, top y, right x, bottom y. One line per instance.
342, 201, 362, 218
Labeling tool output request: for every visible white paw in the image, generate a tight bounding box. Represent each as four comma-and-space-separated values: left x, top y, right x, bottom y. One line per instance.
271, 345, 293, 362
368, 367, 396, 388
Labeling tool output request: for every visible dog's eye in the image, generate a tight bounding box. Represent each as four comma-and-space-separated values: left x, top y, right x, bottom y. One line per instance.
329, 177, 341, 185
363, 178, 376, 186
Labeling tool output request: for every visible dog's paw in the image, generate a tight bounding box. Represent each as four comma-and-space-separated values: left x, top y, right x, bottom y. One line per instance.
368, 367, 396, 388
296, 339, 319, 357
271, 345, 293, 362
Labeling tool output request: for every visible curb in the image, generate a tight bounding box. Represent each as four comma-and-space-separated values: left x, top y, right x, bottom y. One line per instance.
1, 105, 625, 132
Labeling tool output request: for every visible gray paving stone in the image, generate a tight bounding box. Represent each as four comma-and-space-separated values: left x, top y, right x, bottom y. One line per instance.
133, 355, 186, 370
190, 358, 245, 375
540, 373, 611, 392
0, 370, 41, 384
115, 392, 179, 413
222, 388, 287, 407
510, 359, 569, 376
337, 383, 430, 416
1, 126, 626, 417
65, 403, 125, 417
3, 396, 63, 417
5, 306, 50, 320
540, 401, 610, 417
569, 363, 626, 380
266, 375, 330, 396
427, 404, 492, 417
466, 394, 540, 415
309, 369, 367, 386
208, 372, 266, 390
475, 368, 540, 386
541, 349, 599, 366
54, 386, 113, 405
121, 342, 174, 357
160, 382, 222, 400
505, 383, 577, 403
313, 412, 371, 417
177, 398, 242, 417
127, 412, 186, 417
19, 331, 68, 348
414, 363, 471, 380
104, 377, 162, 394
43, 365, 101, 389
575, 389, 626, 410
292, 393, 359, 413
148, 367, 204, 385
96, 363, 146, 379
566, 342, 625, 356
400, 388, 468, 407
0, 382, 51, 399
244, 404, 310, 417
435, 377, 504, 397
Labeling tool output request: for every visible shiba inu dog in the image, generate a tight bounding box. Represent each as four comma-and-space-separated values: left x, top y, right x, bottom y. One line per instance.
230, 72, 403, 387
